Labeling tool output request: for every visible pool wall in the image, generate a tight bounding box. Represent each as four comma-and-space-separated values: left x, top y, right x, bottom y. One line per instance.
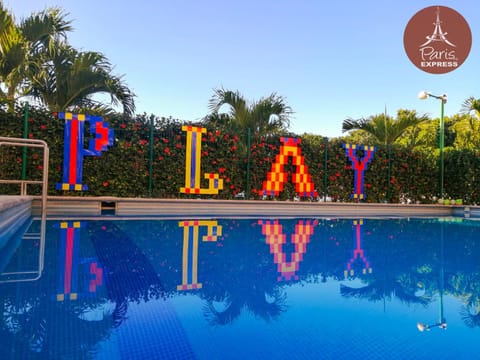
0, 196, 32, 248
2, 195, 479, 221
28, 196, 466, 218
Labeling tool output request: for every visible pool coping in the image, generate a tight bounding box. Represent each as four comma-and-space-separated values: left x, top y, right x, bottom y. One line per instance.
23, 195, 471, 218
1, 195, 478, 219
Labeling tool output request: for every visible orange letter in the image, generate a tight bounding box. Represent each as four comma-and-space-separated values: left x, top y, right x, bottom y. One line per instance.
262, 137, 317, 198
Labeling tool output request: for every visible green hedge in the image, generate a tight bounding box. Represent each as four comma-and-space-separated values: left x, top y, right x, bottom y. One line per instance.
1, 105, 479, 204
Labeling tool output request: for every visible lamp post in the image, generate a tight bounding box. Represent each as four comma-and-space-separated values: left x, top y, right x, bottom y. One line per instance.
418, 91, 447, 199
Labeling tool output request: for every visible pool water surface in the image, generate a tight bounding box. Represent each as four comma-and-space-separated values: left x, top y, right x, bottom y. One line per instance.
1, 217, 480, 359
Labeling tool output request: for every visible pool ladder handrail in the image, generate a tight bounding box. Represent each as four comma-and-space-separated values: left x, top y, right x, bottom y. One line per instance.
0, 137, 48, 283
0, 136, 49, 215
0, 216, 46, 283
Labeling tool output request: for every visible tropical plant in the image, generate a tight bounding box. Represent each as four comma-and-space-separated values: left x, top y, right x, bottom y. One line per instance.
461, 97, 480, 119
0, 3, 21, 107
26, 43, 136, 115
0, 5, 72, 110
450, 114, 480, 150
203, 287, 287, 326
342, 110, 430, 145
204, 87, 293, 138
0, 4, 135, 116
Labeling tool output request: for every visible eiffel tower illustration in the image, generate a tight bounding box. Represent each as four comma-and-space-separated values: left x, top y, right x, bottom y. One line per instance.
420, 7, 455, 47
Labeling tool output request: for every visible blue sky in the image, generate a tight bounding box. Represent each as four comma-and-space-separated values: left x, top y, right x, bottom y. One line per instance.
5, 0, 478, 138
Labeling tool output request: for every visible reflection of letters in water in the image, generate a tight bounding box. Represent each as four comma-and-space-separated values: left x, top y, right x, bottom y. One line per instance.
344, 219, 373, 277
177, 220, 222, 291
258, 219, 318, 281
55, 221, 103, 301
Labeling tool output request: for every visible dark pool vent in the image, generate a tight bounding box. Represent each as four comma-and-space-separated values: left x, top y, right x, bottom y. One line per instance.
101, 201, 116, 215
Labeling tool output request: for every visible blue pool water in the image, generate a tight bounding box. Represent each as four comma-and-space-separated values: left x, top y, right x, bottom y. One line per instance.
1, 216, 480, 359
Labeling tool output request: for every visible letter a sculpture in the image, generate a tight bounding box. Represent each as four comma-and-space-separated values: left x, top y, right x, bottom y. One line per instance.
262, 137, 317, 198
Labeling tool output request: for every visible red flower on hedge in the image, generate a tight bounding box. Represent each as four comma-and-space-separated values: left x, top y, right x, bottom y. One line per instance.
164, 147, 171, 155
120, 123, 127, 129
103, 181, 109, 187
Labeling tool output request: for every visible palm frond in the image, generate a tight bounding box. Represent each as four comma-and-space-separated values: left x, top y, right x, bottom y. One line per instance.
343, 111, 430, 145
20, 7, 72, 53
461, 97, 480, 119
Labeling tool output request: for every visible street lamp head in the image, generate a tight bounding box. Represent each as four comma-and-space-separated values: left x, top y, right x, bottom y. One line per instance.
418, 90, 429, 100
417, 322, 429, 332
418, 91, 447, 103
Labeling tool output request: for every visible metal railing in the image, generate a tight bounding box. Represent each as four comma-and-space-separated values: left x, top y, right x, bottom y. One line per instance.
0, 136, 49, 215
0, 215, 46, 283
0, 137, 48, 283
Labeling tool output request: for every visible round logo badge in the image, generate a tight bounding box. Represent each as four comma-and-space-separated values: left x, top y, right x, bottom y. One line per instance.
403, 5, 472, 74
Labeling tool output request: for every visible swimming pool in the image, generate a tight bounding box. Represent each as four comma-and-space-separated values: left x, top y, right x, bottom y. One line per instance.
1, 216, 480, 359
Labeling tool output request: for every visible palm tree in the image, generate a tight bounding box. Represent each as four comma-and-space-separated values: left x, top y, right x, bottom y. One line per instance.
342, 110, 430, 145
27, 44, 136, 115
0, 3, 26, 108
203, 286, 287, 326
340, 280, 431, 306
205, 87, 293, 137
449, 113, 480, 150
0, 5, 135, 115
0, 5, 72, 110
461, 97, 480, 119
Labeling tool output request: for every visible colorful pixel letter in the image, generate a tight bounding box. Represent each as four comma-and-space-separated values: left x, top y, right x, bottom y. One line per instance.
343, 143, 376, 200
262, 137, 317, 198
344, 219, 373, 277
55, 221, 103, 301
56, 112, 114, 191
177, 220, 222, 291
258, 219, 317, 281
180, 126, 223, 195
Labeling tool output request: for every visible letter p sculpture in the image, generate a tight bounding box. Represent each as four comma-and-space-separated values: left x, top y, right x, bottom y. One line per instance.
56, 112, 114, 191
